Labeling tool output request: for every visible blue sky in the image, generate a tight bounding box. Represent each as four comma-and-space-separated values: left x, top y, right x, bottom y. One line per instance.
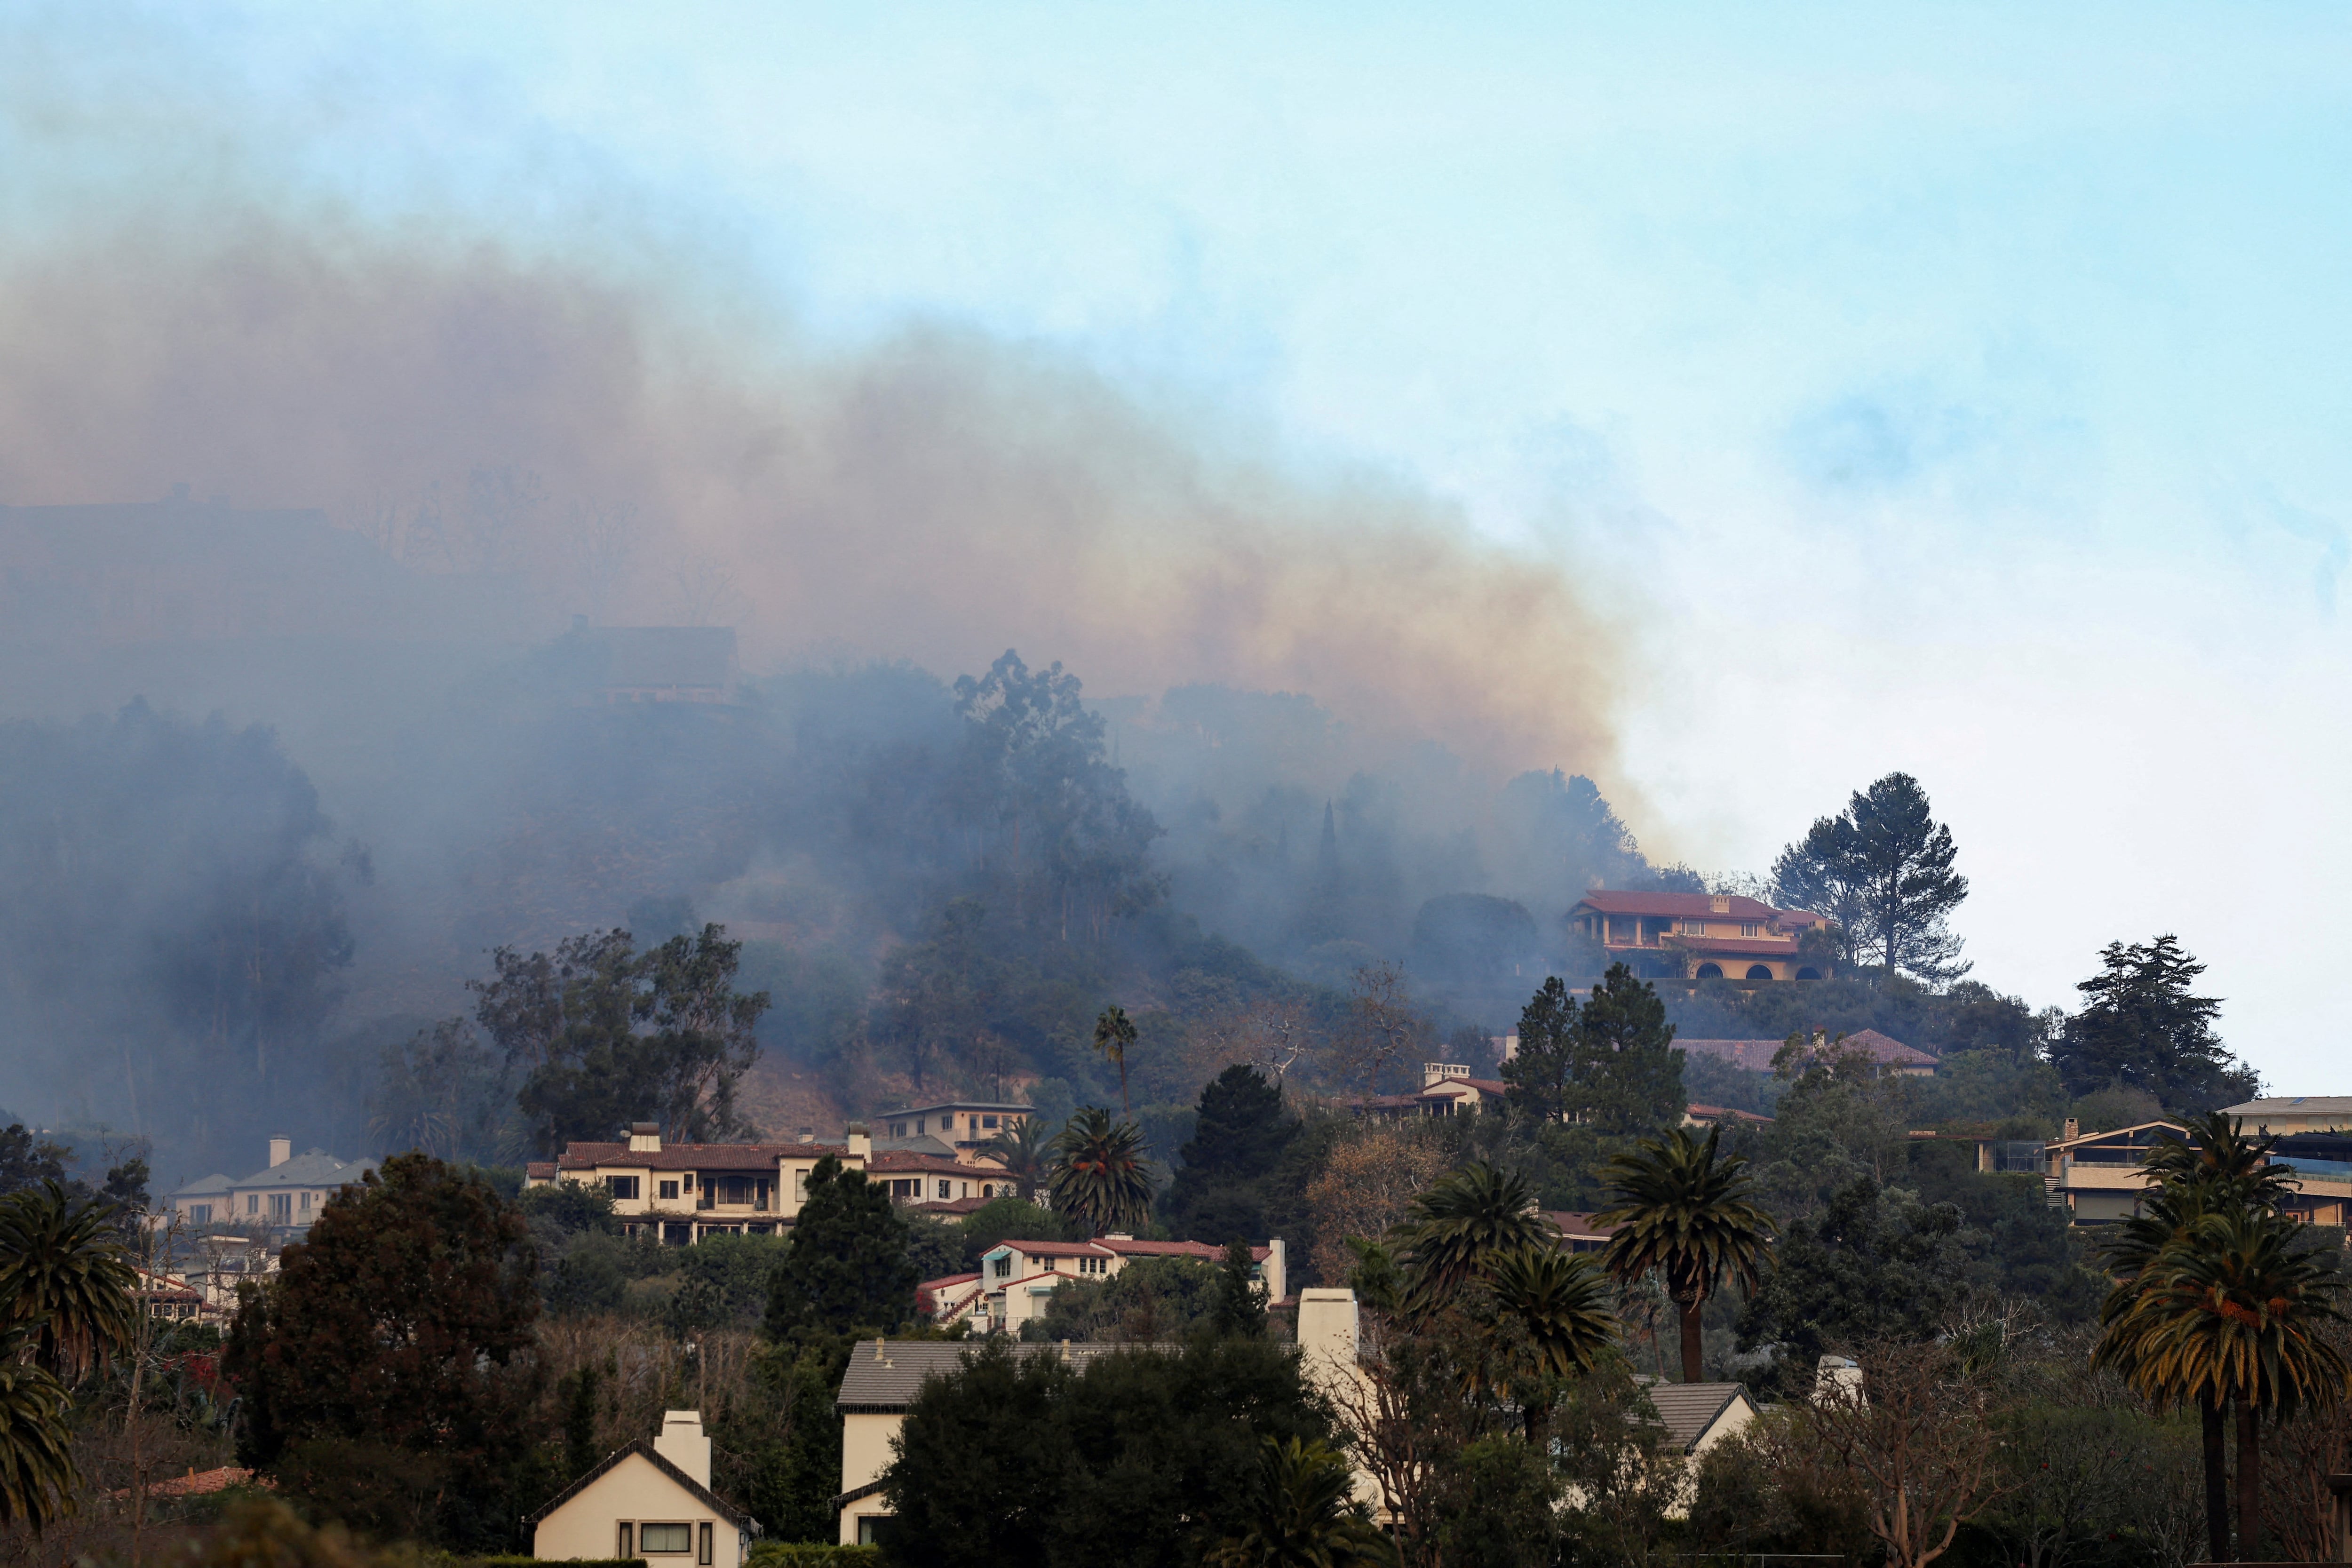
13, 2, 2352, 1082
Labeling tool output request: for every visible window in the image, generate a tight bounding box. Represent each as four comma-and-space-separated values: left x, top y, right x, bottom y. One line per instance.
639, 1523, 692, 1553
993, 1256, 1011, 1277
916, 1118, 927, 1135
246, 1194, 258, 1214
299, 1191, 311, 1213
698, 1523, 712, 1565
267, 1193, 291, 1222
1740, 922, 1760, 937
607, 1176, 641, 1201
983, 1115, 999, 1130
659, 1180, 680, 1201
682, 1172, 695, 1191
1685, 920, 1706, 936
1079, 1255, 1107, 1275
858, 1518, 883, 1545
618, 1524, 634, 1557
890, 1122, 906, 1138
191, 1204, 211, 1225
795, 1170, 809, 1201
937, 1179, 953, 1200
715, 1175, 758, 1206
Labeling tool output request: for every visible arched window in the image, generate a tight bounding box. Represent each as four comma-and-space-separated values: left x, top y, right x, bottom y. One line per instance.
1796, 966, 1823, 981
1745, 965, 1774, 981
1694, 963, 1724, 980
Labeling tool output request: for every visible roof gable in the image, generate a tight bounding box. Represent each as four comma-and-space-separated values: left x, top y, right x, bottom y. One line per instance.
1642, 1381, 1755, 1452
524, 1442, 755, 1531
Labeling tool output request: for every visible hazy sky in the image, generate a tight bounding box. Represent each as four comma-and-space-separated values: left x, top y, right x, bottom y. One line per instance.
11, 3, 2352, 1085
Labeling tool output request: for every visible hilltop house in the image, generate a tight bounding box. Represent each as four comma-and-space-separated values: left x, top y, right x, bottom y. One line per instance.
1357, 1062, 1510, 1121
1567, 891, 1830, 982
528, 1411, 757, 1567
525, 1123, 874, 1243
874, 1101, 1035, 1160
164, 1138, 375, 1238
967, 1236, 1288, 1332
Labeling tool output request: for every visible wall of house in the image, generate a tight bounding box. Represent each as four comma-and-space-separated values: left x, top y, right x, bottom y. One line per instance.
533, 1454, 746, 1568
837, 1412, 903, 1546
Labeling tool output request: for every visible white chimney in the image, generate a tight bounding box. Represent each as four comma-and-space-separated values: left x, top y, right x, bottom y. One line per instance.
1295, 1289, 1359, 1403
653, 1410, 710, 1488
267, 1137, 291, 1169
1263, 1238, 1287, 1304
628, 1122, 661, 1153
845, 1122, 871, 1162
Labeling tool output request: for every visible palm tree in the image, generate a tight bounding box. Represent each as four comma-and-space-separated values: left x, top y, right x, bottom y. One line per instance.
2099, 1204, 2348, 1558
1208, 1435, 1395, 1568
1048, 1108, 1155, 1236
1396, 1161, 1549, 1314
982, 1116, 1053, 1203
0, 1328, 79, 1530
2095, 1110, 2298, 1561
1592, 1125, 1775, 1383
1092, 1005, 1139, 1118
1486, 1244, 1622, 1443
0, 1180, 137, 1382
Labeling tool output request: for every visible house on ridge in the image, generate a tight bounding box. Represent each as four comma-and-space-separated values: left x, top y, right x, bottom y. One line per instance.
1568, 891, 1829, 982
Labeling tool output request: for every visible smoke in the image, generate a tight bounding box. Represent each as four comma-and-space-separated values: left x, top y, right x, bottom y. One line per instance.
0, 208, 1628, 780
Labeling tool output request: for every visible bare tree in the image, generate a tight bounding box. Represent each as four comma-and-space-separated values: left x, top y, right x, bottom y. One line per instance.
1332, 961, 1429, 1102
1800, 1339, 2014, 1568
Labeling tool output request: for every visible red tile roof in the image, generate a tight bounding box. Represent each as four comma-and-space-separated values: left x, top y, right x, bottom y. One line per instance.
554, 1141, 850, 1172
868, 1151, 1000, 1176
1573, 891, 1783, 919
911, 1196, 999, 1217
993, 1240, 1107, 1258
1685, 1103, 1775, 1125
1422, 1078, 1509, 1098
525, 1162, 557, 1180
1678, 1031, 1936, 1073
1669, 935, 1805, 956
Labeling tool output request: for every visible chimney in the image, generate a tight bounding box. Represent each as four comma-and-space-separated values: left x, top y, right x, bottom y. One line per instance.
2062, 1117, 2080, 1142
1709, 894, 1731, 913
1295, 1289, 1359, 1401
1264, 1237, 1287, 1304
798, 1127, 815, 1143
267, 1137, 291, 1169
652, 1410, 710, 1488
628, 1122, 661, 1153
845, 1122, 870, 1162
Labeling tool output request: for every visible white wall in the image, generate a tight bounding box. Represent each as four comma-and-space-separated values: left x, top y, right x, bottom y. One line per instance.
532, 1452, 746, 1568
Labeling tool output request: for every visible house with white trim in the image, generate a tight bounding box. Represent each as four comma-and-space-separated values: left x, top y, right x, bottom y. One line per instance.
528, 1410, 757, 1568
524, 1123, 874, 1243
971, 1235, 1287, 1331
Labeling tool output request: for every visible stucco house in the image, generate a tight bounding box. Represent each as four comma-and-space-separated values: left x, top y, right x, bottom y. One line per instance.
163, 1138, 374, 1238
527, 1410, 757, 1567
524, 1124, 874, 1243
1568, 891, 1830, 981
970, 1235, 1287, 1332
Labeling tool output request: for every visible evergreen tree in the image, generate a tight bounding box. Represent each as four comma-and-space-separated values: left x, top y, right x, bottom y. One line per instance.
1501, 977, 1578, 1124
1162, 1066, 1298, 1243
1773, 772, 1969, 981
1210, 1241, 1269, 1341
222, 1154, 540, 1547
764, 1155, 917, 1351
2053, 936, 2257, 1110
1567, 964, 1685, 1133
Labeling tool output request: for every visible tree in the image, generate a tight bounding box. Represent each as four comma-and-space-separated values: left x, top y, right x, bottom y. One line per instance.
982, 1117, 1053, 1204
368, 1017, 510, 1163
1093, 1004, 1138, 1118
1565, 963, 1685, 1133
2054, 935, 2256, 1110
0, 1179, 137, 1381
1048, 1109, 1155, 1236
1211, 1241, 1270, 1341
1162, 1065, 1299, 1244
0, 1126, 69, 1198
1737, 1177, 1961, 1384
1208, 1436, 1395, 1568
223, 1154, 540, 1546
1335, 961, 1429, 1101
1801, 1340, 2013, 1568
882, 1336, 1331, 1568
1500, 977, 1575, 1124
1593, 1126, 1774, 1382
0, 1329, 77, 1530
1484, 1245, 1621, 1442
1772, 772, 1968, 981
1396, 1162, 1550, 1313
473, 923, 770, 1153
764, 1154, 916, 1351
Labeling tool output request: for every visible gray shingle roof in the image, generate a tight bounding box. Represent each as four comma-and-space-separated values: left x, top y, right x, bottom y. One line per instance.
835, 1338, 1125, 1411
1640, 1382, 1755, 1453
231, 1151, 373, 1189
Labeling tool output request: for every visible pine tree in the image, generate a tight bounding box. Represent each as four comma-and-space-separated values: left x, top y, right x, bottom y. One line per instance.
1163, 1067, 1298, 1243
1501, 977, 1578, 1123
764, 1155, 917, 1352
2055, 936, 2257, 1110
1567, 964, 1685, 1134
1210, 1240, 1270, 1340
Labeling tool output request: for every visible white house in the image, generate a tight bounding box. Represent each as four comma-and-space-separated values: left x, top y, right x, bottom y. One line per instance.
527, 1410, 757, 1568
163, 1138, 375, 1237
970, 1236, 1287, 1332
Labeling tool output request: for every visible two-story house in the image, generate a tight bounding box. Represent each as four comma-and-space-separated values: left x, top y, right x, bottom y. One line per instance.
164, 1138, 375, 1238
525, 1123, 873, 1243
1567, 891, 1830, 982
867, 1148, 1022, 1212
874, 1101, 1034, 1161
968, 1235, 1289, 1332
1357, 1062, 1511, 1120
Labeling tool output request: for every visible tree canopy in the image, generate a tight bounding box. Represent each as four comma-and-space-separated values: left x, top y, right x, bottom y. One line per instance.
1772, 772, 1968, 981
1161, 1065, 1299, 1245
2052, 935, 2256, 1111
763, 1154, 917, 1352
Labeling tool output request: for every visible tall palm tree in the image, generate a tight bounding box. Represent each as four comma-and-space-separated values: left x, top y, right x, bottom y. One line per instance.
2095, 1109, 2298, 1561
1208, 1435, 1395, 1568
981, 1115, 1053, 1203
1396, 1162, 1549, 1314
0, 1180, 137, 1382
1593, 1125, 1775, 1383
1048, 1108, 1155, 1236
2099, 1204, 2348, 1558
1486, 1244, 1622, 1443
1092, 1005, 1139, 1118
0, 1328, 79, 1530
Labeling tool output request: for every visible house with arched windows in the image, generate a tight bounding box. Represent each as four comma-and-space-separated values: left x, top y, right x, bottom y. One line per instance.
1567, 891, 1831, 982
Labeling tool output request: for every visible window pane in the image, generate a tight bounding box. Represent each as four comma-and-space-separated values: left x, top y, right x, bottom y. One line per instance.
640, 1523, 692, 1552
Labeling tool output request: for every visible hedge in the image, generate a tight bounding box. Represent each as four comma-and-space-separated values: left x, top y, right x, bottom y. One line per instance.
746, 1545, 882, 1568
